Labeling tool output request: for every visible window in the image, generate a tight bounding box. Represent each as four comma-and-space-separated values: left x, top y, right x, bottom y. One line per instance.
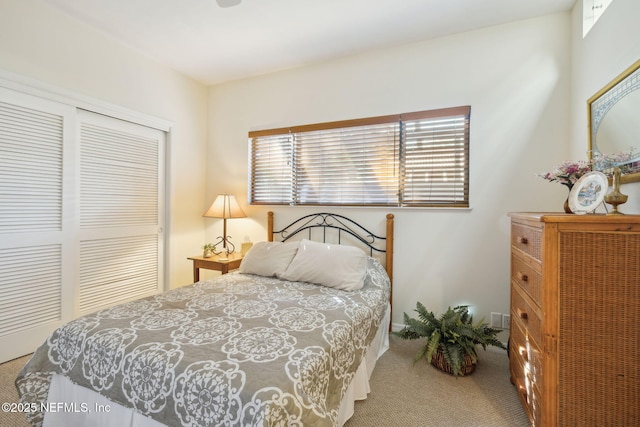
249, 106, 470, 208
583, 0, 613, 37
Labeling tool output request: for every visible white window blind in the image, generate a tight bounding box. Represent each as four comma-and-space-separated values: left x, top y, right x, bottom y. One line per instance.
249, 106, 470, 207
401, 108, 470, 207
249, 133, 293, 204
295, 122, 399, 205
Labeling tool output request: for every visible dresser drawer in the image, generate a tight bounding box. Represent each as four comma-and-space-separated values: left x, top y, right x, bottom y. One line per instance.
510, 317, 543, 391
511, 223, 542, 262
511, 252, 543, 307
511, 286, 541, 345
511, 346, 541, 426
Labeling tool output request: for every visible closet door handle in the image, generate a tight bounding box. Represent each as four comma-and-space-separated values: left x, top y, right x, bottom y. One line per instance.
517, 236, 528, 245
517, 308, 528, 320
516, 271, 528, 282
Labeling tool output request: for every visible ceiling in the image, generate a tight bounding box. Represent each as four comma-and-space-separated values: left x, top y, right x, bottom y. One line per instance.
44, 0, 576, 86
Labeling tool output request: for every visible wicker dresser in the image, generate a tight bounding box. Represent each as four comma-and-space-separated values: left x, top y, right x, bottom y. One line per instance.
508, 212, 640, 427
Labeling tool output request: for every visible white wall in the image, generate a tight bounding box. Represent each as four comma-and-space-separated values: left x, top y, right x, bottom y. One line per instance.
0, 0, 593, 334
207, 13, 573, 329
570, 0, 640, 213
0, 0, 209, 288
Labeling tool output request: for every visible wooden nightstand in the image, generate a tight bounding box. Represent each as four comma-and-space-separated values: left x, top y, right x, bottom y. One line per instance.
187, 253, 243, 282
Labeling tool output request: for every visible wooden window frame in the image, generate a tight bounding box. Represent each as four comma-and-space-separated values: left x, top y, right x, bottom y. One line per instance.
249, 106, 470, 208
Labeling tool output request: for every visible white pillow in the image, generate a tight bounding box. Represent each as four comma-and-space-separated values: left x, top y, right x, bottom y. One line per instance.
239, 241, 299, 277
279, 239, 367, 291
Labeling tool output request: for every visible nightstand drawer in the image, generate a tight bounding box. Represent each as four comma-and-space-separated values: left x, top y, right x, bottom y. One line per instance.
511, 223, 541, 262
511, 285, 541, 345
511, 252, 542, 306
187, 253, 243, 282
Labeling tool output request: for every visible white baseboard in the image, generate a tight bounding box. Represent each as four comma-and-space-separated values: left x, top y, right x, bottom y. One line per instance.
390, 322, 404, 332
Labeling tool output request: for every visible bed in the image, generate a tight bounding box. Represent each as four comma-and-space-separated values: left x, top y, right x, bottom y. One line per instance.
15, 211, 394, 427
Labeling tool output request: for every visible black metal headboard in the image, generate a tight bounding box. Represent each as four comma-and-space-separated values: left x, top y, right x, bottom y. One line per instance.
267, 211, 394, 285
269, 212, 384, 254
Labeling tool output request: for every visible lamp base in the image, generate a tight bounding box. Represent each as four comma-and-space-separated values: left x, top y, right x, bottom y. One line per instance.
212, 235, 236, 256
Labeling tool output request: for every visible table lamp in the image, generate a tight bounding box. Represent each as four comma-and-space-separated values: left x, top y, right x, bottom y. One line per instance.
203, 194, 246, 257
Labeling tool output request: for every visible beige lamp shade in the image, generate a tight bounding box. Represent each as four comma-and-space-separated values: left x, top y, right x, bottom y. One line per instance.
203, 194, 247, 219
203, 194, 246, 253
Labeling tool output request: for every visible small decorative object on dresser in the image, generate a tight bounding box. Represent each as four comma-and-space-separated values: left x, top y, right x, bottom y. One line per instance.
537, 160, 592, 213
567, 171, 607, 214
603, 166, 628, 214
394, 303, 505, 376
591, 152, 638, 215
509, 212, 640, 427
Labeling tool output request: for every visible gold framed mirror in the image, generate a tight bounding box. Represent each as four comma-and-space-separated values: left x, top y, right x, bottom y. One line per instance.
588, 59, 640, 184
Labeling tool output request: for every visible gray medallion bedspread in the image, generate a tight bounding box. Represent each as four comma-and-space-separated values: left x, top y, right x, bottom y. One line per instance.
16, 257, 390, 427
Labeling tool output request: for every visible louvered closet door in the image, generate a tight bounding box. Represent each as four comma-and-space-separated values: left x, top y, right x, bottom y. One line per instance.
77, 110, 165, 315
0, 88, 76, 363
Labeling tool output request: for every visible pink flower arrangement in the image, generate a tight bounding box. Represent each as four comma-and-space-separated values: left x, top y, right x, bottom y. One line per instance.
538, 160, 592, 188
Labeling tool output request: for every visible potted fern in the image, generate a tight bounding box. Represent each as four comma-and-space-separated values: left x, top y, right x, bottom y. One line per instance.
394, 303, 506, 376
202, 243, 216, 258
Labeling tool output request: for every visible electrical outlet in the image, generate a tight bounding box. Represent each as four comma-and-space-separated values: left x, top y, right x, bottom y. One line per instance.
491, 312, 502, 328
502, 314, 511, 329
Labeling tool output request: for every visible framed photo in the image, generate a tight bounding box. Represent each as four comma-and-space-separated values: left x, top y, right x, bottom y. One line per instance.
569, 171, 608, 214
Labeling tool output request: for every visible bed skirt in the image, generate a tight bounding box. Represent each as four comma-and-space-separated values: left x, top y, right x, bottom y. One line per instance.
41, 304, 390, 427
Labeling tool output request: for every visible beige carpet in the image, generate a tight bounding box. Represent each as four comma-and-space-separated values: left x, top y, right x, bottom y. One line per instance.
344, 335, 529, 427
0, 353, 31, 427
0, 335, 529, 427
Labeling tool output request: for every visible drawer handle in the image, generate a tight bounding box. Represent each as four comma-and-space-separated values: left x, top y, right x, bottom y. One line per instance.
517, 308, 528, 320
517, 236, 528, 244
516, 271, 529, 282
515, 378, 528, 402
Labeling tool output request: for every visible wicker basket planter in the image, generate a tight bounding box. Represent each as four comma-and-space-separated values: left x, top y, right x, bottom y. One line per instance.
394, 304, 505, 377
431, 346, 477, 376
